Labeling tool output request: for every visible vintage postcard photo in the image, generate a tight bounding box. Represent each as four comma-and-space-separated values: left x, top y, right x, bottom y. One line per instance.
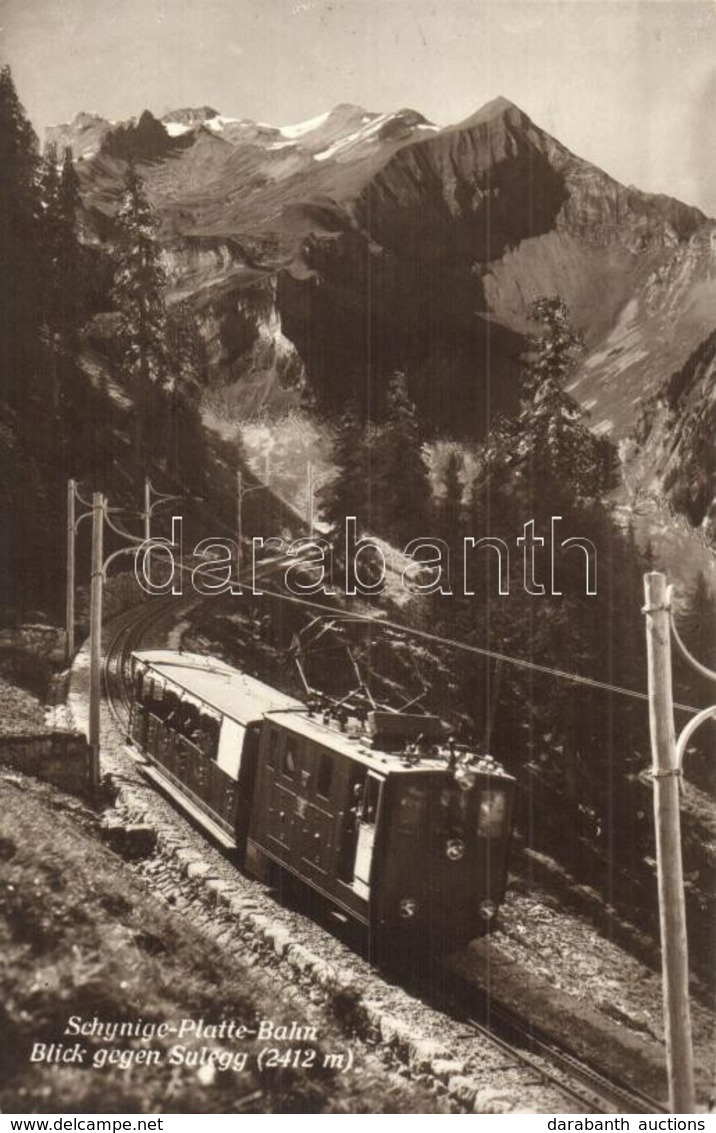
0, 0, 714, 1118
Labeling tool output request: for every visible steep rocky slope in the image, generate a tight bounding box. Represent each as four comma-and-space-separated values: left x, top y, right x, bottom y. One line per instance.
626, 328, 716, 537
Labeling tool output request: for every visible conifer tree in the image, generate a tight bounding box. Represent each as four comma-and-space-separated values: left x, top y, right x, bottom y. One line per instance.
112, 161, 171, 464
515, 296, 616, 507
319, 403, 369, 540
0, 65, 42, 406
39, 144, 86, 406
57, 146, 85, 343
434, 447, 466, 547
372, 371, 430, 545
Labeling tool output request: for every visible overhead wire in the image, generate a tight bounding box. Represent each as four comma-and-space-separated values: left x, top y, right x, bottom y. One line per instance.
250, 585, 703, 716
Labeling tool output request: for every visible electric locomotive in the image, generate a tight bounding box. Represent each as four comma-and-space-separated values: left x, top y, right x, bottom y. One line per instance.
127, 648, 514, 949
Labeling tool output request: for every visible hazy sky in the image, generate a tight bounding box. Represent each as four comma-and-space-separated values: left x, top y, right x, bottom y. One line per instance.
2, 0, 715, 214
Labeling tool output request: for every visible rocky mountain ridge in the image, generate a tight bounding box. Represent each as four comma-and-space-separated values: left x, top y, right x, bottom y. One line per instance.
50, 97, 715, 446
626, 327, 716, 538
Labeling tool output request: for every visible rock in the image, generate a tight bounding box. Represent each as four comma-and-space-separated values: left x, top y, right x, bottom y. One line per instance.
270, 926, 293, 957
203, 879, 232, 904
186, 860, 212, 880
102, 823, 157, 861
447, 1075, 479, 1108
287, 943, 315, 972
473, 1087, 519, 1114
379, 1015, 412, 1050
431, 1058, 467, 1081
409, 1037, 451, 1074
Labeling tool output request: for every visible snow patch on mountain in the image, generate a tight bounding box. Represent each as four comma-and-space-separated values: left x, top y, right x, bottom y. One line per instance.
313, 111, 438, 162
204, 114, 243, 133
279, 110, 331, 139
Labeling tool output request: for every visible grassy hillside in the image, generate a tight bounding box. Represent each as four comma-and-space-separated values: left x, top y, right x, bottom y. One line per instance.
0, 773, 441, 1114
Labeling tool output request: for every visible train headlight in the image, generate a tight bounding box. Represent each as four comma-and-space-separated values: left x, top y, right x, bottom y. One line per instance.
446, 837, 465, 861
398, 897, 418, 919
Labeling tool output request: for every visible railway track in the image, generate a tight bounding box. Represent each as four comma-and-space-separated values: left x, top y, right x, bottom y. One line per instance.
102, 594, 185, 729
97, 590, 670, 1116
456, 997, 667, 1114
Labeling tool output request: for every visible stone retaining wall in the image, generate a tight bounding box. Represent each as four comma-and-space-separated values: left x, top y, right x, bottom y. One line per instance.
0, 732, 90, 793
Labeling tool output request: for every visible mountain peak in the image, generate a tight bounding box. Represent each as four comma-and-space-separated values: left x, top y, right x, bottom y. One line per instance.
328, 102, 374, 119
456, 95, 531, 130
163, 106, 220, 126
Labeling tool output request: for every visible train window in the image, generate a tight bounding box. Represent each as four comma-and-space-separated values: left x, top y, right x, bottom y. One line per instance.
140, 678, 153, 706
281, 737, 299, 780
477, 787, 507, 838
164, 691, 181, 725
316, 752, 333, 799
198, 715, 219, 760
361, 775, 381, 824
432, 784, 476, 838
396, 784, 428, 832
266, 728, 279, 769
145, 679, 166, 715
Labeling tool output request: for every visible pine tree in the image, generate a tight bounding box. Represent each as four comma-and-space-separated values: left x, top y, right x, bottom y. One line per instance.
57, 146, 85, 345
111, 161, 171, 464
166, 301, 207, 386
319, 403, 370, 540
0, 65, 42, 407
435, 447, 466, 544
371, 371, 430, 545
38, 144, 86, 408
516, 296, 617, 507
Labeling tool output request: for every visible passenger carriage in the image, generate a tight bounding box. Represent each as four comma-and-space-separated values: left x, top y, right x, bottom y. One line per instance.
128, 649, 514, 950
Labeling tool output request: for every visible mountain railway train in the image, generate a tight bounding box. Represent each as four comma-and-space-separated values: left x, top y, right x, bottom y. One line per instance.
127, 648, 515, 951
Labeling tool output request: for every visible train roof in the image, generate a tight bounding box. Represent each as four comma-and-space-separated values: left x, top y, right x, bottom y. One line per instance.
133, 649, 514, 780
133, 649, 301, 725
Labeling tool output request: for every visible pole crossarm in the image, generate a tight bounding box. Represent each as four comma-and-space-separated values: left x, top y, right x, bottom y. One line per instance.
670, 605, 716, 684
146, 478, 182, 503
73, 509, 95, 533
103, 507, 147, 544
675, 705, 716, 771
72, 483, 95, 509
239, 482, 267, 502
101, 545, 142, 579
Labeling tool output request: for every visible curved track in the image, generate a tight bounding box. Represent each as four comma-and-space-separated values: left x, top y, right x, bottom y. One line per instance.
99, 590, 669, 1117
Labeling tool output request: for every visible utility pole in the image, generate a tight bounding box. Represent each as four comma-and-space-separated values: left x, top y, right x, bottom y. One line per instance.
643, 571, 695, 1114
143, 477, 151, 582
68, 479, 181, 789
237, 468, 270, 582
237, 469, 243, 580
66, 479, 76, 663
88, 492, 104, 789
144, 477, 151, 545
307, 461, 314, 539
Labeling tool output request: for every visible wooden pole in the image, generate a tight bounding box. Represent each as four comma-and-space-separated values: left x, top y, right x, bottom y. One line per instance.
144, 478, 151, 545
88, 492, 104, 790
643, 571, 695, 1113
66, 479, 76, 663
144, 477, 151, 582
236, 469, 243, 581
307, 461, 314, 539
